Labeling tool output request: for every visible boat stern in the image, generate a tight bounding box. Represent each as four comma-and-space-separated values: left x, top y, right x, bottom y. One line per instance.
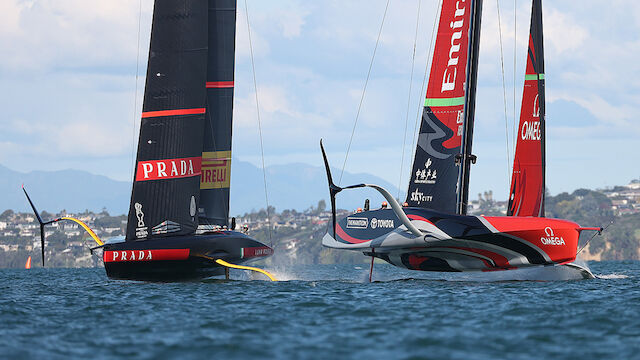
102, 231, 274, 281
482, 216, 584, 265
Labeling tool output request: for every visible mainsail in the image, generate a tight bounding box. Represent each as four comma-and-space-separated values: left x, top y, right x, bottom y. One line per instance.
321, 0, 595, 278
507, 0, 545, 217
126, 1, 208, 240
200, 0, 237, 227
406, 0, 480, 214
23, 0, 276, 280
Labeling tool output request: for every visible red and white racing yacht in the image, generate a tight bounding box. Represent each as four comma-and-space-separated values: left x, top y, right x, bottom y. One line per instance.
321, 0, 600, 277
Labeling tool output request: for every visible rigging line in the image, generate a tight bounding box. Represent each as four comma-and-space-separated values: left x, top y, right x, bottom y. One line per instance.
338, 0, 391, 185
578, 222, 612, 255
496, 0, 511, 181
397, 0, 422, 200
244, 0, 272, 246
130, 0, 143, 181
408, 0, 441, 193
513, 0, 518, 155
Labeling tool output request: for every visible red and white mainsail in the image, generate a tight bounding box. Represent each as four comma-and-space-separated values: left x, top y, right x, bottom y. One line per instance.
406, 0, 474, 214
508, 0, 545, 217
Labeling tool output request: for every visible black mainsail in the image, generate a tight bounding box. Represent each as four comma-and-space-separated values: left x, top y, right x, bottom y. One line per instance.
126, 1, 209, 241
22, 0, 278, 280
112, 0, 274, 280
200, 0, 237, 227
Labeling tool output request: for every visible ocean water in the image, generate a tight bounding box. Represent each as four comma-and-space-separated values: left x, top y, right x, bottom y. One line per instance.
1, 261, 639, 359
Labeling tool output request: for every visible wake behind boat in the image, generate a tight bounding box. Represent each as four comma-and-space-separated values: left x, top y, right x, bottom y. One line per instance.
23, 0, 275, 281
320, 0, 601, 278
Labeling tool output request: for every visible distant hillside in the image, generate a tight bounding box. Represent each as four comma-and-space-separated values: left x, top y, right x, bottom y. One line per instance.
0, 161, 399, 216
0, 164, 131, 215
230, 161, 400, 216
546, 189, 640, 261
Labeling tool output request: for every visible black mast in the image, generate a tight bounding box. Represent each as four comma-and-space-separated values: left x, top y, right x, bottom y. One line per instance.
456, 0, 483, 215
200, 0, 237, 227
534, 0, 546, 217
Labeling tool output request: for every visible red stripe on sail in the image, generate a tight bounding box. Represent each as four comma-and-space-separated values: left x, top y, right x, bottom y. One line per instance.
424, 0, 472, 149
206, 81, 234, 88
141, 108, 206, 118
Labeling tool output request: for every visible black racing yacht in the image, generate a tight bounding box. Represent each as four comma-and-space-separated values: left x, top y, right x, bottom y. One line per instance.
24, 0, 274, 281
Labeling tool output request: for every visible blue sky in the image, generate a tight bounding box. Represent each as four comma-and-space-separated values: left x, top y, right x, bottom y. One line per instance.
0, 0, 638, 203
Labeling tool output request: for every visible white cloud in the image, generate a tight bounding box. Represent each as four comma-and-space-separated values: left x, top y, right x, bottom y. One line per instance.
544, 8, 588, 55
276, 5, 310, 39
0, 0, 22, 35
1, 0, 639, 194
552, 93, 633, 128
0, 0, 153, 72
236, 7, 271, 60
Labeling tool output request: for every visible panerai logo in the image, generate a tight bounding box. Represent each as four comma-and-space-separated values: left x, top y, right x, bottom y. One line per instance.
441, 0, 467, 92
541, 227, 566, 246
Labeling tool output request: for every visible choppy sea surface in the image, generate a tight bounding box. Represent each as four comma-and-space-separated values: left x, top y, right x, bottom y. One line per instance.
1, 261, 639, 359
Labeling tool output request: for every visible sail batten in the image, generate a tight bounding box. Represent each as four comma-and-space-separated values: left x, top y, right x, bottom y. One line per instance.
206, 81, 234, 88
141, 108, 207, 118
508, 0, 545, 217
424, 97, 466, 107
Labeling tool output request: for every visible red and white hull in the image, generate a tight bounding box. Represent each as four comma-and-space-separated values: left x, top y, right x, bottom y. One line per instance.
323, 207, 591, 273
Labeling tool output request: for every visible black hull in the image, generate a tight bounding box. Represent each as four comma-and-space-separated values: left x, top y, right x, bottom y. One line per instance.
103, 231, 272, 281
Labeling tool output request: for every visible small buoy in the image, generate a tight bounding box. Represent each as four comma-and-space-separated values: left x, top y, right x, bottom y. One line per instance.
25, 256, 32, 269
